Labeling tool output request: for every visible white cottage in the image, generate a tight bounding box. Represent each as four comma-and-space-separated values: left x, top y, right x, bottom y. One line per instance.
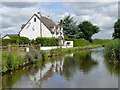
19, 13, 64, 41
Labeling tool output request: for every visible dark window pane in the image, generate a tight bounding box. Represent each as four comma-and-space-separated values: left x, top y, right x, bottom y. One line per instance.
34, 18, 36, 22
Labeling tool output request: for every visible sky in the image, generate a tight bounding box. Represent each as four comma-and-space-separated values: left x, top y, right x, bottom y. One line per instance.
0, 0, 120, 39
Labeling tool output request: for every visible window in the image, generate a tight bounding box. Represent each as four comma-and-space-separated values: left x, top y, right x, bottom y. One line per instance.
26, 22, 31, 29
34, 18, 36, 22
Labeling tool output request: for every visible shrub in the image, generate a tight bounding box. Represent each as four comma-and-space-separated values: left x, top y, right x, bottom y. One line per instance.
2, 36, 30, 46
2, 39, 16, 46
7, 53, 14, 70
11, 36, 30, 45
36, 37, 59, 46
65, 38, 89, 47
27, 49, 40, 63
103, 39, 120, 63
39, 51, 46, 60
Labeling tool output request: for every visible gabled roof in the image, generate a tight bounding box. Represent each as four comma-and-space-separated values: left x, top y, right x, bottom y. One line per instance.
2, 34, 18, 39
19, 14, 61, 34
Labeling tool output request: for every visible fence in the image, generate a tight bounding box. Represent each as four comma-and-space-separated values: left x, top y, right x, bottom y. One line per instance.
1, 44, 29, 52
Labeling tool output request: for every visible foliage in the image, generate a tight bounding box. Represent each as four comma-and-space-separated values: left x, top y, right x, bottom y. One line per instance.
2, 36, 30, 46
2, 50, 26, 73
64, 38, 89, 47
2, 39, 16, 46
113, 19, 120, 38
103, 39, 120, 63
11, 36, 30, 45
27, 49, 40, 63
58, 15, 79, 38
92, 39, 111, 45
39, 51, 46, 60
7, 53, 14, 70
78, 21, 100, 42
35, 37, 59, 46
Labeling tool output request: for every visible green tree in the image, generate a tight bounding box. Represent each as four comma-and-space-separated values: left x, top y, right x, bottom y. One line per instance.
113, 19, 120, 39
58, 15, 79, 39
78, 21, 100, 42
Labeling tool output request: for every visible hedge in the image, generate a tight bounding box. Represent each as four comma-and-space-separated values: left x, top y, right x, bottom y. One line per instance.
10, 36, 30, 45
65, 38, 89, 47
2, 39, 16, 46
92, 39, 111, 45
2, 36, 30, 46
35, 37, 59, 46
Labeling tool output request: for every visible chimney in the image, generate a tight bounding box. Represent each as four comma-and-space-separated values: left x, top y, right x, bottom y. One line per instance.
61, 26, 63, 31
54, 25, 56, 29
48, 16, 50, 19
58, 26, 60, 30
37, 12, 41, 18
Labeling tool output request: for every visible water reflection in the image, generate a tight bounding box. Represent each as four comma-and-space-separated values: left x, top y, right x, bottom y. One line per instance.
63, 51, 98, 80
104, 60, 120, 76
2, 50, 119, 88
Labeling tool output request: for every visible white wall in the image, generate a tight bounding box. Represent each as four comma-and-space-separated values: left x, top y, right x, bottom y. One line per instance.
20, 15, 40, 40
41, 23, 53, 38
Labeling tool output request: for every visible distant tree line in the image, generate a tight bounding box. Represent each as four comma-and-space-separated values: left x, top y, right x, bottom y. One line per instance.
58, 15, 100, 42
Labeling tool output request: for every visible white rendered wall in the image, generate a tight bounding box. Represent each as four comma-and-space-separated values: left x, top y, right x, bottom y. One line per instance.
41, 23, 53, 38
20, 15, 40, 40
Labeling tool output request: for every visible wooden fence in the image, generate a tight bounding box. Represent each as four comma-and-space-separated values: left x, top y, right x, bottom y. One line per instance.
1, 44, 41, 52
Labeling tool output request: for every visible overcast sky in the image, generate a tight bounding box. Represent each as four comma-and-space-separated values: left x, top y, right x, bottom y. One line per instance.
0, 0, 119, 39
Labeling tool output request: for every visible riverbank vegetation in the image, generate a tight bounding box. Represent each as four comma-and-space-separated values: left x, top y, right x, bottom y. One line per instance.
103, 39, 120, 64
2, 44, 102, 73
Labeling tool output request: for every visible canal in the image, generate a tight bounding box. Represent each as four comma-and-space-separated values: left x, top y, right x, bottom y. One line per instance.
2, 48, 119, 88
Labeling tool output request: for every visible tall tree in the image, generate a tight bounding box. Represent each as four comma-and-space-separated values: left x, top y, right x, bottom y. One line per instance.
113, 19, 120, 39
78, 21, 100, 42
58, 15, 78, 38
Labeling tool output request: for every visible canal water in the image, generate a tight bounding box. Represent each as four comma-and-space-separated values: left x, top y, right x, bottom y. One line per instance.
2, 48, 119, 88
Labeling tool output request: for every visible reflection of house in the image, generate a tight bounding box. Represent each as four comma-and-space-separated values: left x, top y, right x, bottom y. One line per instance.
28, 59, 64, 87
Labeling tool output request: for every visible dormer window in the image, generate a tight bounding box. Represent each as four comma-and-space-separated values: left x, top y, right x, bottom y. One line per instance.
34, 18, 36, 22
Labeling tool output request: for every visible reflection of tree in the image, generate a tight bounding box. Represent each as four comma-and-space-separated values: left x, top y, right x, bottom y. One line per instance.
104, 60, 120, 76
63, 51, 98, 80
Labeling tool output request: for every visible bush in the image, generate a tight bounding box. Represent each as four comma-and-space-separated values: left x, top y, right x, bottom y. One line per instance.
2, 39, 16, 46
65, 38, 89, 47
36, 37, 59, 46
2, 36, 30, 46
11, 36, 30, 45
7, 53, 14, 70
27, 49, 41, 63
39, 51, 46, 60
103, 39, 120, 63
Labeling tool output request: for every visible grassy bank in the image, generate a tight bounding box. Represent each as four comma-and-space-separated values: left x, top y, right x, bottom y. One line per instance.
2, 44, 102, 73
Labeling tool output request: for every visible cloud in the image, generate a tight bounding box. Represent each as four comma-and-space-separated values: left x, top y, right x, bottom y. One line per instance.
118, 4, 120, 18
60, 2, 118, 39
2, 2, 38, 8
1, 2, 118, 39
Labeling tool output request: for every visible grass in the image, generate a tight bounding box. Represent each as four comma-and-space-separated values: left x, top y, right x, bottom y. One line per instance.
2, 48, 45, 73
103, 39, 120, 64
2, 43, 103, 73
